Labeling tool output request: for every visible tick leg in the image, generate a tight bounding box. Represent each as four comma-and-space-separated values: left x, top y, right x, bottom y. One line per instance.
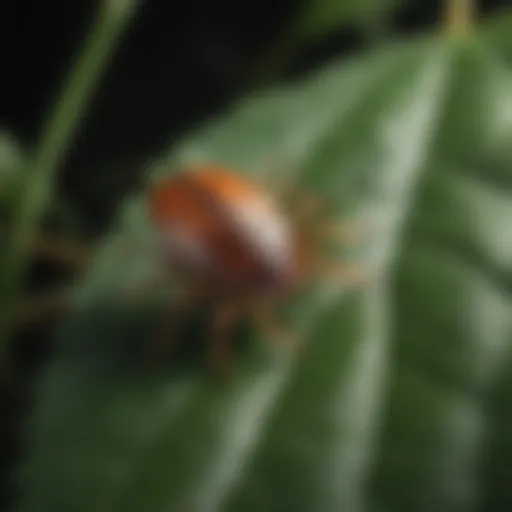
321, 218, 373, 245
30, 232, 91, 269
120, 272, 166, 304
208, 302, 239, 379
148, 285, 205, 367
316, 261, 372, 289
14, 286, 74, 327
295, 192, 327, 217
256, 158, 295, 193
251, 305, 298, 350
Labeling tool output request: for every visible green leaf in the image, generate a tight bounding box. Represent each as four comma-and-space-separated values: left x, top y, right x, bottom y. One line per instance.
16, 37, 512, 512
293, 0, 403, 42
245, 0, 401, 88
482, 8, 512, 67
482, 9, 512, 47
0, 130, 26, 212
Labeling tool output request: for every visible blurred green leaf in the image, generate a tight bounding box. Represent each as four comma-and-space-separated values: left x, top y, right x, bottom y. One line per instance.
246, 0, 402, 88
0, 130, 26, 212
482, 8, 512, 65
16, 34, 512, 512
294, 0, 403, 42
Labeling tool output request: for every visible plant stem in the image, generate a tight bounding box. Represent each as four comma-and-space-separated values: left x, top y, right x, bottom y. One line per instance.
0, 0, 139, 375
444, 0, 475, 37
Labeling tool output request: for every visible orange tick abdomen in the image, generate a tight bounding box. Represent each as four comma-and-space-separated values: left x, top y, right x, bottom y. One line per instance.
149, 165, 297, 293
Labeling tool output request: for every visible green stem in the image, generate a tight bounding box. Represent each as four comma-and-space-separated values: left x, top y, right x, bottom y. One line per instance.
445, 0, 475, 37
0, 0, 139, 375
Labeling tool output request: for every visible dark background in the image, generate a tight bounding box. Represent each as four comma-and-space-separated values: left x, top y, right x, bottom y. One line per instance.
0, 0, 510, 510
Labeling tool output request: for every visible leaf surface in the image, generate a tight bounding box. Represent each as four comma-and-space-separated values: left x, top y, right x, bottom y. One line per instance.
17, 36, 512, 512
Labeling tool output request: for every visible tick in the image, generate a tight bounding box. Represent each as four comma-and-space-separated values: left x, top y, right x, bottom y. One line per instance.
143, 163, 369, 377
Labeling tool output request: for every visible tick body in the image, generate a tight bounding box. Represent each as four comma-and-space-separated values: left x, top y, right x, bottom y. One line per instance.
146, 163, 368, 377
150, 165, 297, 298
